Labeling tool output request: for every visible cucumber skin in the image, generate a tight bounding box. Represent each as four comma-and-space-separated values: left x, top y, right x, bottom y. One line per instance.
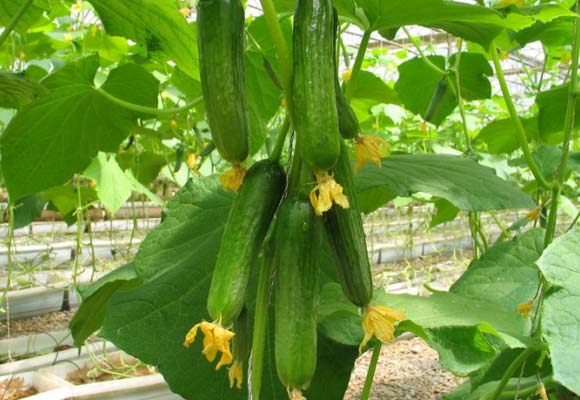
325, 141, 373, 306
293, 0, 340, 172
197, 0, 249, 164
275, 196, 321, 391
207, 160, 285, 325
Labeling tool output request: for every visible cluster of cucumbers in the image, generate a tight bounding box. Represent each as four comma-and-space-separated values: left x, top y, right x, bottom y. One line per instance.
197, 0, 373, 397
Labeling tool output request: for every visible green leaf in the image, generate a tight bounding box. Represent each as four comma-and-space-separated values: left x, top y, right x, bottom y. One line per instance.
354, 1, 573, 46
354, 154, 535, 213
83, 152, 134, 214
84, 30, 130, 65
12, 195, 46, 229
450, 229, 544, 312
350, 71, 399, 120
0, 0, 45, 33
537, 229, 580, 394
515, 17, 574, 48
395, 53, 491, 125
536, 83, 580, 136
395, 56, 455, 125
1, 56, 158, 201
317, 283, 364, 346
376, 291, 526, 375
40, 184, 97, 219
88, 0, 199, 79
430, 198, 459, 228
475, 117, 537, 155
100, 177, 357, 399
0, 72, 47, 110
70, 263, 141, 347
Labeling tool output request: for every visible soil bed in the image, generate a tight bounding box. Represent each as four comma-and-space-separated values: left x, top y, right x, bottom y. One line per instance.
0, 310, 75, 339
0, 377, 38, 399
346, 337, 461, 400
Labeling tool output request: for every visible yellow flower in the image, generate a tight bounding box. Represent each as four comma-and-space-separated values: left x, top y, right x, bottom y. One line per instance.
289, 389, 307, 400
187, 153, 198, 169
537, 382, 548, 400
219, 164, 247, 192
360, 305, 406, 353
309, 172, 349, 216
354, 135, 390, 173
525, 209, 541, 221
281, 98, 287, 109
64, 33, 73, 41
497, 0, 524, 6
500, 51, 510, 60
72, 1, 82, 12
560, 50, 572, 66
342, 69, 352, 82
517, 300, 533, 320
228, 360, 243, 389
179, 7, 190, 17
184, 321, 236, 370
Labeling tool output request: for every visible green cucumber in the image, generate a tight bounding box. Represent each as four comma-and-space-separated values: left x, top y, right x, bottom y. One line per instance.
207, 160, 285, 325
325, 141, 373, 306
293, 0, 340, 172
197, 0, 249, 164
275, 195, 321, 393
423, 76, 448, 123
333, 10, 360, 140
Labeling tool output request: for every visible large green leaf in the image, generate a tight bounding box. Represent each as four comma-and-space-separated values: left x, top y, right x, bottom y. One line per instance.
70, 263, 141, 347
0, 0, 46, 33
354, 154, 535, 213
395, 53, 492, 125
1, 56, 158, 201
537, 229, 580, 394
88, 0, 199, 79
100, 177, 358, 399
350, 71, 399, 120
12, 195, 46, 229
354, 0, 573, 46
475, 117, 537, 155
515, 17, 574, 48
0, 72, 47, 110
450, 229, 544, 312
536, 83, 580, 136
84, 152, 134, 214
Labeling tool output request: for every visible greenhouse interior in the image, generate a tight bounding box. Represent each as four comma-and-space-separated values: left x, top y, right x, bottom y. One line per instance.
1, 0, 580, 399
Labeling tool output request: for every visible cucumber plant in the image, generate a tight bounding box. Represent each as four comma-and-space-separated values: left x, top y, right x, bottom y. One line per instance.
1, 0, 580, 400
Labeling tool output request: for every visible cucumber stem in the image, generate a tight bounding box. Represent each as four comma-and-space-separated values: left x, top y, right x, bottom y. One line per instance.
360, 342, 382, 400
544, 0, 580, 246
402, 27, 447, 76
488, 348, 534, 400
0, 0, 34, 48
97, 88, 203, 116
270, 117, 291, 162
250, 240, 275, 400
345, 30, 371, 102
488, 43, 551, 190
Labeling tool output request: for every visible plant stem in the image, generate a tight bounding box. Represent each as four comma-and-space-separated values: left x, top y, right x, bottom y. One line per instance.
360, 342, 382, 400
250, 240, 275, 400
258, 0, 291, 93
270, 117, 291, 162
544, 0, 580, 246
496, 376, 553, 399
0, 0, 34, 49
345, 30, 372, 102
488, 348, 534, 400
96, 88, 203, 116
451, 45, 473, 152
402, 27, 447, 76
489, 43, 550, 190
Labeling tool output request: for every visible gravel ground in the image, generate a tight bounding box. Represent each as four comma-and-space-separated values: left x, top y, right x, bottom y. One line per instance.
0, 310, 75, 338
345, 337, 461, 400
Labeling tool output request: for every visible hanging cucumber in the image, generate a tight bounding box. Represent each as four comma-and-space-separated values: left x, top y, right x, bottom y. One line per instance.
423, 76, 448, 123
208, 160, 286, 325
292, 0, 340, 172
275, 195, 321, 399
325, 141, 373, 306
332, 10, 360, 140
197, 0, 249, 164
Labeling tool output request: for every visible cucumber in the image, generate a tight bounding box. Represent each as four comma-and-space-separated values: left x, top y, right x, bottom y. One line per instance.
332, 10, 360, 140
207, 160, 285, 325
325, 141, 373, 306
293, 0, 340, 172
423, 76, 448, 123
275, 195, 321, 394
197, 0, 249, 164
